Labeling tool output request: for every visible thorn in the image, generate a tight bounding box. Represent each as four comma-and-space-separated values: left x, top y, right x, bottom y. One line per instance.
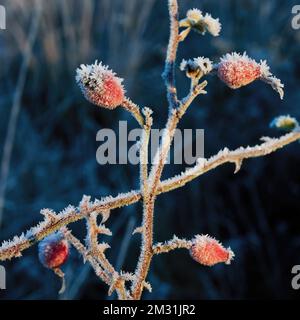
132, 226, 144, 235
40, 209, 57, 222
260, 136, 272, 142
98, 242, 110, 253
143, 281, 152, 293
80, 195, 91, 214
234, 159, 243, 174
100, 210, 110, 223
98, 225, 112, 236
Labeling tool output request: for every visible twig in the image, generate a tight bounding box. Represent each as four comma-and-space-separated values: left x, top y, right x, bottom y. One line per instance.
162, 0, 180, 110
122, 97, 144, 127
131, 0, 183, 300
1, 130, 299, 262
153, 235, 192, 254
63, 228, 128, 300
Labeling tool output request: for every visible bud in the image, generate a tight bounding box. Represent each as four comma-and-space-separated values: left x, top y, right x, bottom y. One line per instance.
76, 61, 125, 109
179, 8, 221, 37
190, 234, 234, 266
38, 232, 69, 269
270, 115, 299, 131
180, 57, 213, 79
217, 52, 284, 99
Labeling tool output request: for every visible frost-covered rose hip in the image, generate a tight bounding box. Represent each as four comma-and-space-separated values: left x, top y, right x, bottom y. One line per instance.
218, 52, 261, 89
38, 232, 69, 269
217, 52, 284, 99
76, 60, 125, 109
190, 234, 234, 266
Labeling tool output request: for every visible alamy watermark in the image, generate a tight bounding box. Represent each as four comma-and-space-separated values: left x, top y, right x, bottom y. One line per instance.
96, 121, 204, 165
292, 5, 300, 30
291, 265, 300, 290
0, 265, 5, 289
0, 5, 6, 30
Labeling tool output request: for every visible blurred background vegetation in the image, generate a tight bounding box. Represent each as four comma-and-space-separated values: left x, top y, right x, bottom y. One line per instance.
0, 0, 300, 299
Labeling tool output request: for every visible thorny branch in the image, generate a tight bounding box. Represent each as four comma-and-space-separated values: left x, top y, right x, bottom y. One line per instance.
0, 130, 299, 261
0, 0, 299, 300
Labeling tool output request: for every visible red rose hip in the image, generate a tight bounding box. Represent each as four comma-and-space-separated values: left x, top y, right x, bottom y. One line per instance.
38, 232, 69, 269
190, 234, 234, 266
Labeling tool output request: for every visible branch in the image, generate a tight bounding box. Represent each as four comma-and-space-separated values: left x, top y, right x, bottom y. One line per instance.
148, 80, 207, 194
1, 130, 299, 262
63, 228, 110, 285
140, 108, 153, 198
159, 130, 300, 193
153, 235, 192, 255
122, 97, 144, 127
131, 0, 181, 300
162, 0, 180, 110
84, 209, 115, 277
0, 191, 139, 261
63, 228, 129, 300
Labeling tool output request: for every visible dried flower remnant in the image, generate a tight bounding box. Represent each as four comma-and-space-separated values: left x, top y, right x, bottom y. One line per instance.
76, 61, 125, 109
190, 235, 234, 266
180, 57, 213, 80
179, 8, 221, 37
270, 115, 299, 131
217, 52, 284, 99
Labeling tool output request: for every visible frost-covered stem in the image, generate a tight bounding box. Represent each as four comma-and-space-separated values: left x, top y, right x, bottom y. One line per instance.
162, 0, 180, 110
131, 0, 181, 300
153, 236, 192, 254
148, 82, 206, 195
85, 212, 115, 276
63, 228, 110, 285
122, 98, 144, 127
159, 129, 300, 193
132, 110, 153, 300
140, 109, 153, 197
84, 206, 129, 299
64, 228, 129, 300
131, 197, 155, 300
1, 131, 299, 262
178, 81, 208, 117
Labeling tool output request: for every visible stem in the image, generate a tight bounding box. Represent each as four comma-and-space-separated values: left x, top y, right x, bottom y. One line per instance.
1, 130, 299, 262
140, 109, 152, 198
131, 0, 181, 300
162, 0, 180, 110
131, 197, 155, 300
153, 236, 192, 255
122, 97, 144, 127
